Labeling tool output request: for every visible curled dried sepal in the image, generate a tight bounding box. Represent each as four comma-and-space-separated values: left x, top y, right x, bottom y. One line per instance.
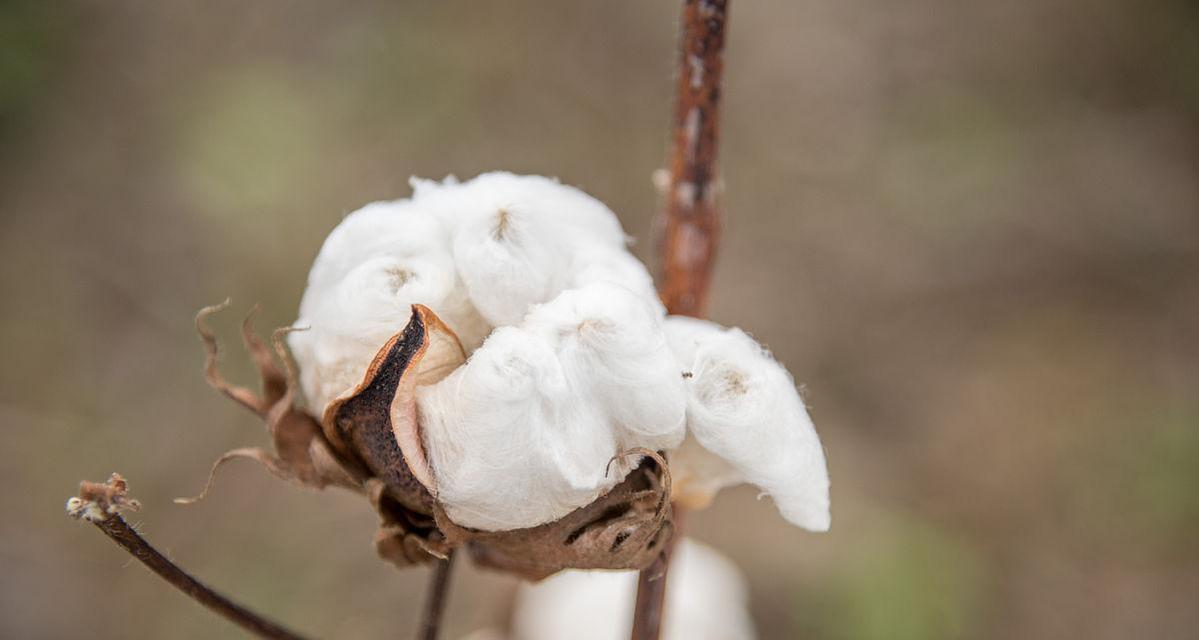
435, 450, 674, 581
67, 473, 141, 523
180, 303, 367, 505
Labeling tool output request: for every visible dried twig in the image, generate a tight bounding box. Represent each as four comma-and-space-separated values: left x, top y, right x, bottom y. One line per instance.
415, 552, 456, 640
637, 1, 730, 639
66, 474, 309, 640
657, 0, 730, 319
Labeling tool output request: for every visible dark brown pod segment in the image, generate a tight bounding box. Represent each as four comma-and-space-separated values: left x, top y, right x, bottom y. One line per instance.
321, 305, 462, 513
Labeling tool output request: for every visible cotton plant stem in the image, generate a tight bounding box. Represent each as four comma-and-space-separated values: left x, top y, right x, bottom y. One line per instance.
657, 0, 730, 319
415, 552, 456, 640
73, 511, 309, 640
635, 1, 730, 639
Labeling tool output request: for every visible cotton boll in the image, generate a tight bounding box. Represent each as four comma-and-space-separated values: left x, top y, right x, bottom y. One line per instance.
417, 327, 619, 531
664, 316, 831, 532
507, 539, 757, 640
524, 283, 685, 452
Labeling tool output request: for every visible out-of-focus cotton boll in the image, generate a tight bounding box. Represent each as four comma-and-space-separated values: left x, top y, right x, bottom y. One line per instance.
289, 202, 490, 417
411, 172, 653, 327
506, 539, 756, 640
664, 316, 831, 532
418, 284, 686, 531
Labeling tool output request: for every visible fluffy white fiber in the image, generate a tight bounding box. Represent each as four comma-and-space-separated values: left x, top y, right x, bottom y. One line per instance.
290, 173, 658, 419
664, 316, 831, 532
503, 538, 756, 640
290, 171, 830, 534
417, 283, 685, 530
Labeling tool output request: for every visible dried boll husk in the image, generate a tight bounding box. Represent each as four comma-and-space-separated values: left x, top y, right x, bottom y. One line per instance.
187, 303, 674, 578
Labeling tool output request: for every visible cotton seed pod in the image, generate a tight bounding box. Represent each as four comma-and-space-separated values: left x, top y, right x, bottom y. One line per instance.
664, 316, 831, 532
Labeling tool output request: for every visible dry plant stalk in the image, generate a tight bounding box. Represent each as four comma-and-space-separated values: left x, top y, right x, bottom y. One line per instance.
657, 0, 729, 319
66, 474, 309, 640
635, 1, 730, 639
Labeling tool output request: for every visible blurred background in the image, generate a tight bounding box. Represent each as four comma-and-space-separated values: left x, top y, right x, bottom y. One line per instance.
2, 1, 1196, 638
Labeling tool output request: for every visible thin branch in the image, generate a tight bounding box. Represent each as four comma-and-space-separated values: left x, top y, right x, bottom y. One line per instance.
638, 1, 730, 639
67, 474, 309, 640
630, 508, 687, 640
657, 0, 730, 318
416, 552, 456, 640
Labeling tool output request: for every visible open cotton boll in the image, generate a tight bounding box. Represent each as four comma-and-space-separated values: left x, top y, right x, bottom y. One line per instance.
664, 316, 831, 532
417, 284, 686, 531
289, 201, 490, 417
506, 539, 757, 640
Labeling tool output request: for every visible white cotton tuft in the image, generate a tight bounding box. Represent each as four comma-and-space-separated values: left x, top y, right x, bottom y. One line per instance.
417, 283, 686, 531
664, 316, 831, 532
411, 172, 659, 326
289, 200, 490, 417
506, 539, 757, 640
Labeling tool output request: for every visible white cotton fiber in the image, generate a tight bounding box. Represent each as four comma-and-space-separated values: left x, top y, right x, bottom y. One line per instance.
506, 539, 757, 640
411, 172, 659, 327
289, 200, 490, 417
417, 284, 686, 531
664, 316, 831, 532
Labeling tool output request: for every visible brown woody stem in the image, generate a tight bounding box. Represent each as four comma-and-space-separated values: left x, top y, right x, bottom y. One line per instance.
416, 552, 456, 640
657, 0, 729, 318
80, 513, 309, 640
637, 1, 730, 639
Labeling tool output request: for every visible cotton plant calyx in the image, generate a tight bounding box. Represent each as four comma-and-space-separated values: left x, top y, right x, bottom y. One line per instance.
664, 316, 832, 532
